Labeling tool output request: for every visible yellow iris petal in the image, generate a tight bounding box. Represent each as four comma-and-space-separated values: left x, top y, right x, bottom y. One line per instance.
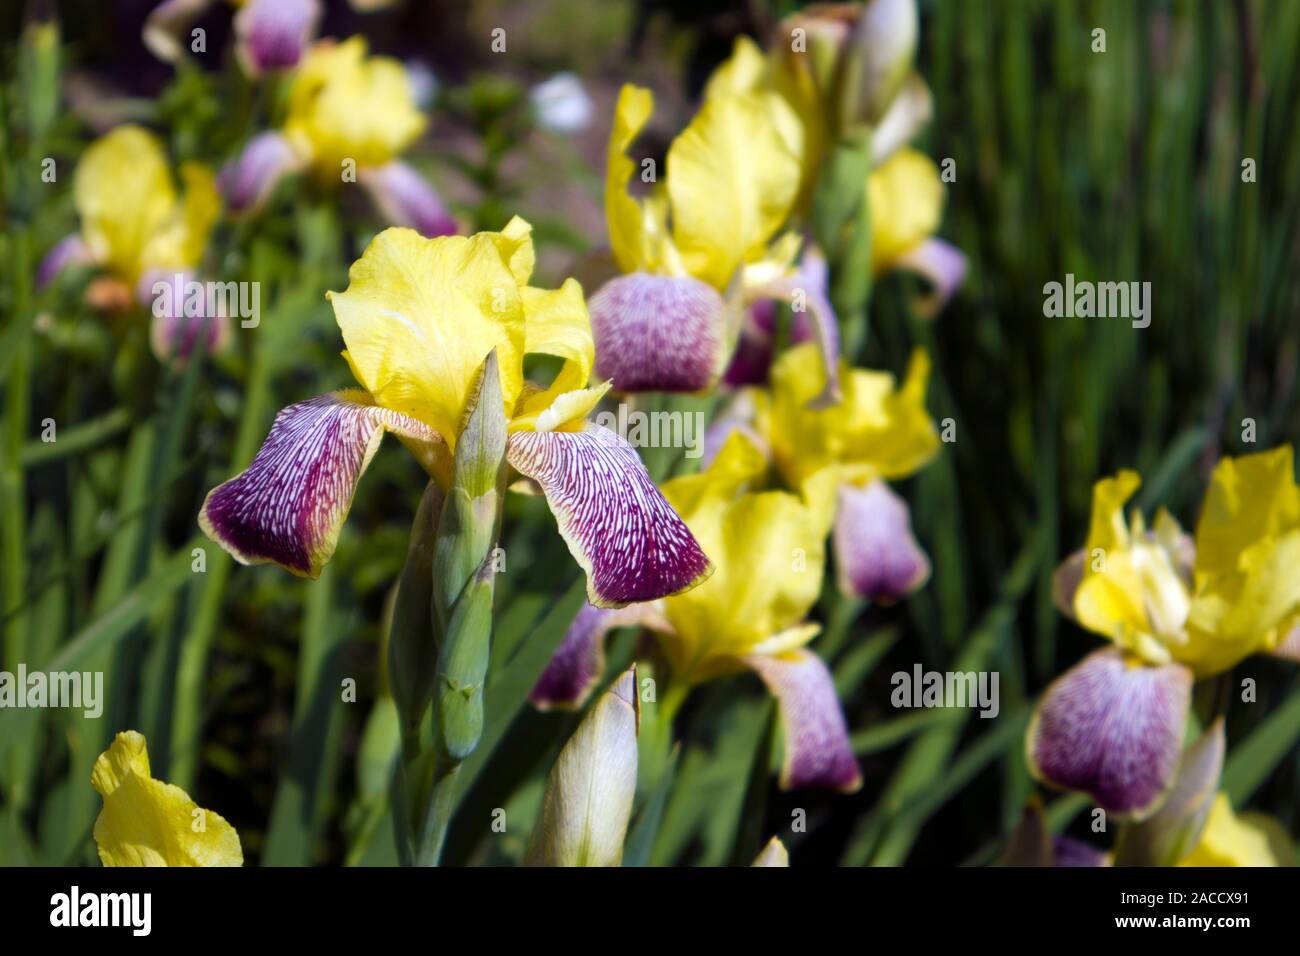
660, 431, 824, 677
74, 126, 180, 284
667, 90, 802, 290
330, 218, 604, 449
1179, 794, 1290, 867
868, 147, 944, 274
605, 84, 659, 275
328, 226, 527, 448
139, 162, 222, 274
705, 35, 821, 212
768, 342, 939, 492
1193, 445, 1300, 576
92, 731, 242, 867
284, 36, 425, 174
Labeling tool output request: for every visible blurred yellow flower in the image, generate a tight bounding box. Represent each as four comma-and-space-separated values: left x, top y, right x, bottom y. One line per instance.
92, 731, 242, 867
1179, 794, 1293, 867
1070, 446, 1300, 676
867, 147, 944, 274
285, 36, 426, 177
765, 342, 940, 502
73, 125, 219, 287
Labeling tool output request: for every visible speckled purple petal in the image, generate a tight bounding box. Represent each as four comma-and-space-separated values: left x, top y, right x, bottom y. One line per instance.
200, 391, 441, 578
233, 0, 320, 74
530, 601, 664, 709
1027, 647, 1192, 820
834, 480, 930, 602
743, 248, 841, 407
506, 424, 713, 608
36, 233, 93, 289
744, 649, 861, 792
589, 272, 725, 393
894, 238, 967, 319
218, 131, 302, 216
358, 161, 458, 238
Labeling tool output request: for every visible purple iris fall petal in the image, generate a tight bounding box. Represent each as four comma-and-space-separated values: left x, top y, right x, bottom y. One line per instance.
530, 601, 667, 709
894, 237, 967, 318
506, 424, 713, 608
233, 0, 321, 74
36, 233, 92, 289
358, 161, 458, 238
588, 272, 725, 393
200, 391, 441, 578
1027, 647, 1193, 820
218, 131, 302, 216
744, 649, 862, 792
833, 479, 931, 602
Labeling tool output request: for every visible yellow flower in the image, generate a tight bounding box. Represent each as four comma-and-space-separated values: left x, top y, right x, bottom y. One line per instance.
658, 431, 825, 681
284, 36, 426, 177
72, 125, 219, 287
1179, 794, 1293, 867
92, 731, 242, 867
202, 218, 710, 607
605, 81, 801, 291
765, 342, 940, 501
867, 147, 944, 274
326, 217, 605, 455
1070, 446, 1300, 675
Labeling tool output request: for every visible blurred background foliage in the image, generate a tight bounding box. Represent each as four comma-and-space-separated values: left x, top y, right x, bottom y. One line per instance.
1, 0, 1298, 866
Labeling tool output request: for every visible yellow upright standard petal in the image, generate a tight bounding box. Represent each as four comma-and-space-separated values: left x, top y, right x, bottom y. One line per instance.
668, 90, 801, 290
74, 125, 179, 284
768, 342, 939, 492
605, 84, 658, 275
868, 147, 944, 274
92, 731, 243, 867
328, 226, 528, 448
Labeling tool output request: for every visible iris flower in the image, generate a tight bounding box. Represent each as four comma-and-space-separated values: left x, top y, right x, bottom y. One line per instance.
709, 342, 940, 603
533, 430, 861, 792
590, 77, 841, 406
145, 0, 321, 75
199, 218, 710, 609
1028, 446, 1300, 818
92, 731, 242, 866
218, 36, 456, 239
38, 125, 224, 361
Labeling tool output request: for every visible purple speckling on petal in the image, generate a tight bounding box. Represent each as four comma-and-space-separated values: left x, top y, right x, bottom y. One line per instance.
1028, 647, 1192, 819
589, 272, 725, 393
507, 424, 712, 607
